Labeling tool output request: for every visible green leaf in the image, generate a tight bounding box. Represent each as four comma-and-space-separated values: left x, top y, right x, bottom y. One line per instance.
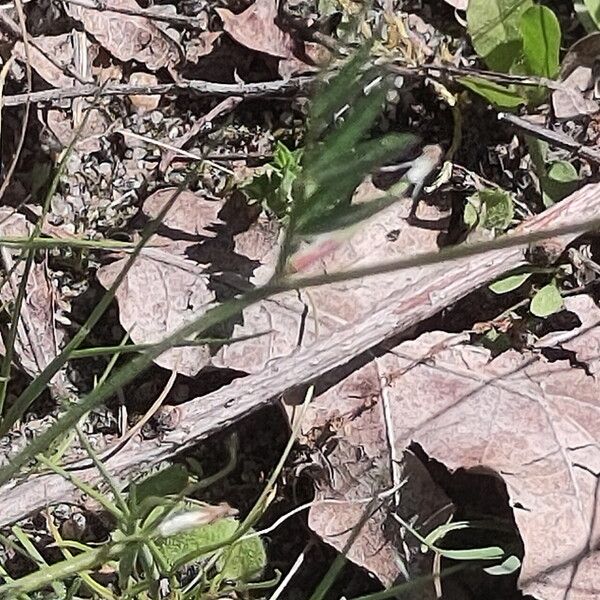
467, 0, 533, 71
310, 44, 372, 136
298, 133, 418, 235
242, 142, 302, 218
520, 5, 561, 77
466, 188, 514, 231
156, 516, 266, 581
219, 532, 267, 581
481, 189, 514, 230
530, 283, 563, 317
460, 76, 526, 108
133, 464, 189, 504
298, 194, 398, 236
463, 195, 481, 228
583, 0, 600, 29
542, 160, 581, 206
489, 272, 532, 294
484, 555, 522, 576
437, 546, 505, 561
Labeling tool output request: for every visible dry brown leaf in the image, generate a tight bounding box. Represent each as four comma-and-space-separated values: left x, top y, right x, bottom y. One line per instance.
560, 32, 600, 80
552, 67, 598, 120
0, 209, 66, 393
12, 34, 76, 88
66, 0, 180, 71
46, 107, 110, 153
216, 0, 300, 60
96, 189, 223, 376
213, 187, 447, 373
304, 328, 600, 599
186, 31, 221, 63
537, 295, 600, 375
128, 72, 160, 112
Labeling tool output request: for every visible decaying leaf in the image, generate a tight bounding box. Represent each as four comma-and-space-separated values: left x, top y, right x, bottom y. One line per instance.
560, 31, 600, 79
552, 66, 598, 120
0, 209, 66, 393
66, 0, 181, 71
96, 189, 223, 376
216, 0, 299, 60
12, 34, 76, 88
536, 294, 600, 374
186, 31, 221, 63
46, 107, 110, 154
304, 326, 600, 599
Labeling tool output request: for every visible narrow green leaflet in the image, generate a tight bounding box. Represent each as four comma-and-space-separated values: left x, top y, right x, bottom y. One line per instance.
460, 76, 526, 108
285, 51, 418, 251
467, 0, 533, 71
489, 272, 532, 294
530, 282, 563, 317
484, 555, 522, 576
133, 464, 189, 503
520, 5, 561, 77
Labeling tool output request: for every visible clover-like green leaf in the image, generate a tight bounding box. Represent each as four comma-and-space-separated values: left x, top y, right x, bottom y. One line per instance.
489, 272, 532, 294
467, 0, 533, 71
530, 282, 563, 317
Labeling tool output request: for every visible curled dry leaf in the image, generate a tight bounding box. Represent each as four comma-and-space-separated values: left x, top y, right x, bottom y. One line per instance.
0, 209, 67, 393
46, 107, 110, 154
12, 34, 76, 88
305, 328, 600, 599
536, 294, 600, 374
66, 0, 181, 71
213, 183, 448, 372
216, 0, 303, 61
96, 189, 223, 376
128, 72, 160, 113
306, 433, 452, 592
552, 66, 598, 120
186, 31, 221, 63
560, 32, 600, 80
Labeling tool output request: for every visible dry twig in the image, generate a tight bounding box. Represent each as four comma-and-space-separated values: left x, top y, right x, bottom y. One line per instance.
2, 182, 600, 525
2, 76, 313, 106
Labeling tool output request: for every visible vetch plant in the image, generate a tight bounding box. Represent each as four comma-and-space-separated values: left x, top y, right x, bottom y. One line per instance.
463, 0, 561, 107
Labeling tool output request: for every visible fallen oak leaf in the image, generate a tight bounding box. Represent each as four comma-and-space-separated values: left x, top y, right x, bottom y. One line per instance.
0, 209, 68, 395
12, 34, 78, 88
304, 329, 600, 599
96, 188, 223, 376
216, 0, 302, 60
214, 181, 447, 373
66, 0, 181, 71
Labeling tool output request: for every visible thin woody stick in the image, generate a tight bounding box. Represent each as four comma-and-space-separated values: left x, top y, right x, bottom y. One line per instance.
2, 76, 313, 106
498, 112, 600, 165
1, 181, 600, 526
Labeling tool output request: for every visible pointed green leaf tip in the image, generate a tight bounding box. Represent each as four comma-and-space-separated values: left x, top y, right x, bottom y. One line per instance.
520, 5, 561, 78
489, 272, 532, 294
